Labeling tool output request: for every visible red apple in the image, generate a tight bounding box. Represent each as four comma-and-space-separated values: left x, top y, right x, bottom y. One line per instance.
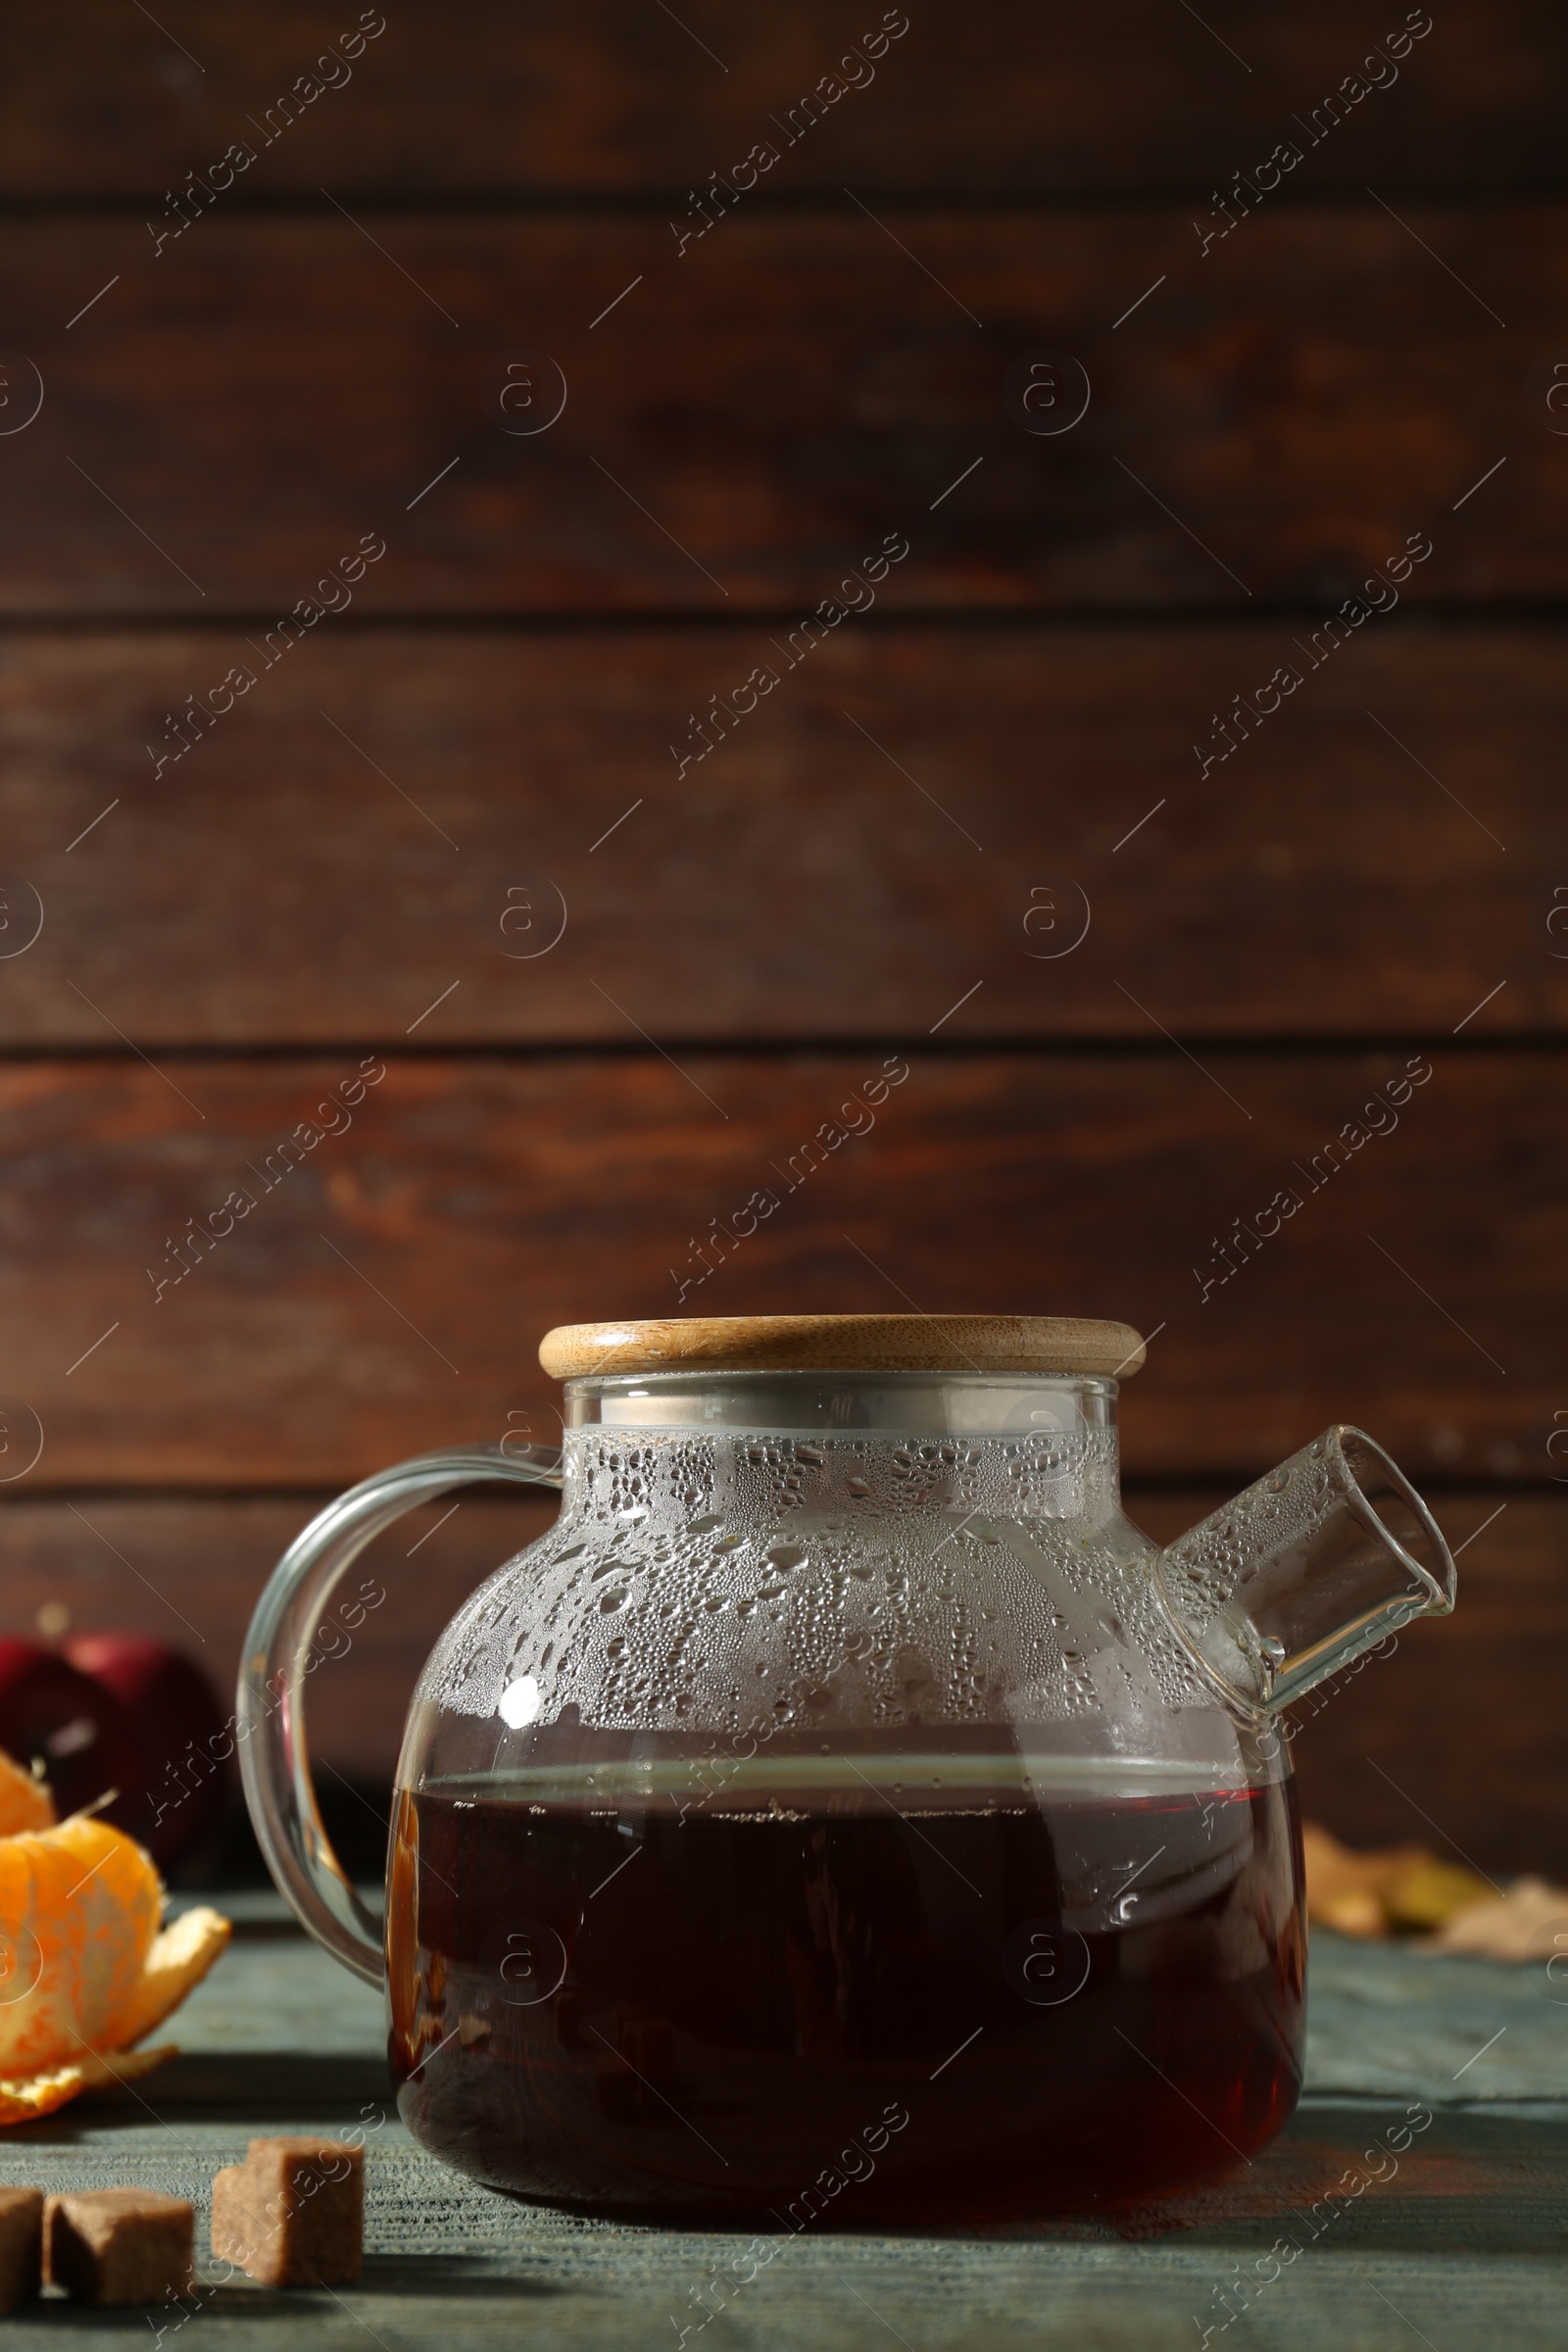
0, 1640, 143, 1831
65, 1637, 233, 1875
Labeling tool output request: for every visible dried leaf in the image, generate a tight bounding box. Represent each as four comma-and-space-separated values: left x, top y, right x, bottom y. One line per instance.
1428, 1876, 1568, 1963
1383, 1854, 1494, 1933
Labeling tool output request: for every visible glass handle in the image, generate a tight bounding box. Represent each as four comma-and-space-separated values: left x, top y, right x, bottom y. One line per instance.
236, 1443, 564, 1986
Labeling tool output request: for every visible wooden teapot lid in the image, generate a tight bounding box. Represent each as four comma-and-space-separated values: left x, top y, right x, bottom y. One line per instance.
539, 1314, 1145, 1380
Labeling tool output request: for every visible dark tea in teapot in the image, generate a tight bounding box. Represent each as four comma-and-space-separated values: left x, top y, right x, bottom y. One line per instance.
388, 1748, 1304, 2223
242, 1314, 1450, 2223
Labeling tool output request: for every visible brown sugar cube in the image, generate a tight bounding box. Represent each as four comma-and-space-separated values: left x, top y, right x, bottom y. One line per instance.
211, 2136, 363, 2287
44, 2188, 193, 2306
0, 2186, 42, 2313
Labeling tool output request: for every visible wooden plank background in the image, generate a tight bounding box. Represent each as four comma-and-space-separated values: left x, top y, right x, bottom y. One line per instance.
0, 208, 1560, 615
0, 1052, 1554, 1484
0, 2, 1562, 1874
0, 628, 1560, 1043
0, 2, 1560, 196
0, 213, 1554, 613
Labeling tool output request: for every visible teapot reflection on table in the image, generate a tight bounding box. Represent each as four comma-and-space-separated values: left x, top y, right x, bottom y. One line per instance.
240, 1314, 1454, 2223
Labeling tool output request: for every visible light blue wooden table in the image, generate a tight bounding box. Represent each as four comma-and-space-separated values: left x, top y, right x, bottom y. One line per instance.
0, 1896, 1562, 2348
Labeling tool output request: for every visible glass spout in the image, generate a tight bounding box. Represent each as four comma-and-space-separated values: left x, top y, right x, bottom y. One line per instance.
1152, 1426, 1455, 1718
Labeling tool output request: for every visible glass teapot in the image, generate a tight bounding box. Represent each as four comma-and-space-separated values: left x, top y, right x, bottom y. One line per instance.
240, 1314, 1455, 2224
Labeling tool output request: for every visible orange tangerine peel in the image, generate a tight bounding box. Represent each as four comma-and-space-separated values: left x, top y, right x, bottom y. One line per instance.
0, 1765, 229, 2124
0, 2041, 176, 2129
0, 1747, 53, 1838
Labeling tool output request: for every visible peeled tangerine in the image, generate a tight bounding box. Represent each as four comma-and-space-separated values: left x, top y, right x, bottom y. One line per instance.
0, 1743, 229, 2125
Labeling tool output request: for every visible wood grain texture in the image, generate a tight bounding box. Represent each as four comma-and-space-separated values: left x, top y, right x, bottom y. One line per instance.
0, 1051, 1555, 1488
0, 3, 1559, 198
6, 2089, 1568, 2345
0, 1490, 1557, 1870
536, 1312, 1148, 1377
0, 0, 1557, 1908
0, 210, 1551, 613
0, 626, 1557, 1046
